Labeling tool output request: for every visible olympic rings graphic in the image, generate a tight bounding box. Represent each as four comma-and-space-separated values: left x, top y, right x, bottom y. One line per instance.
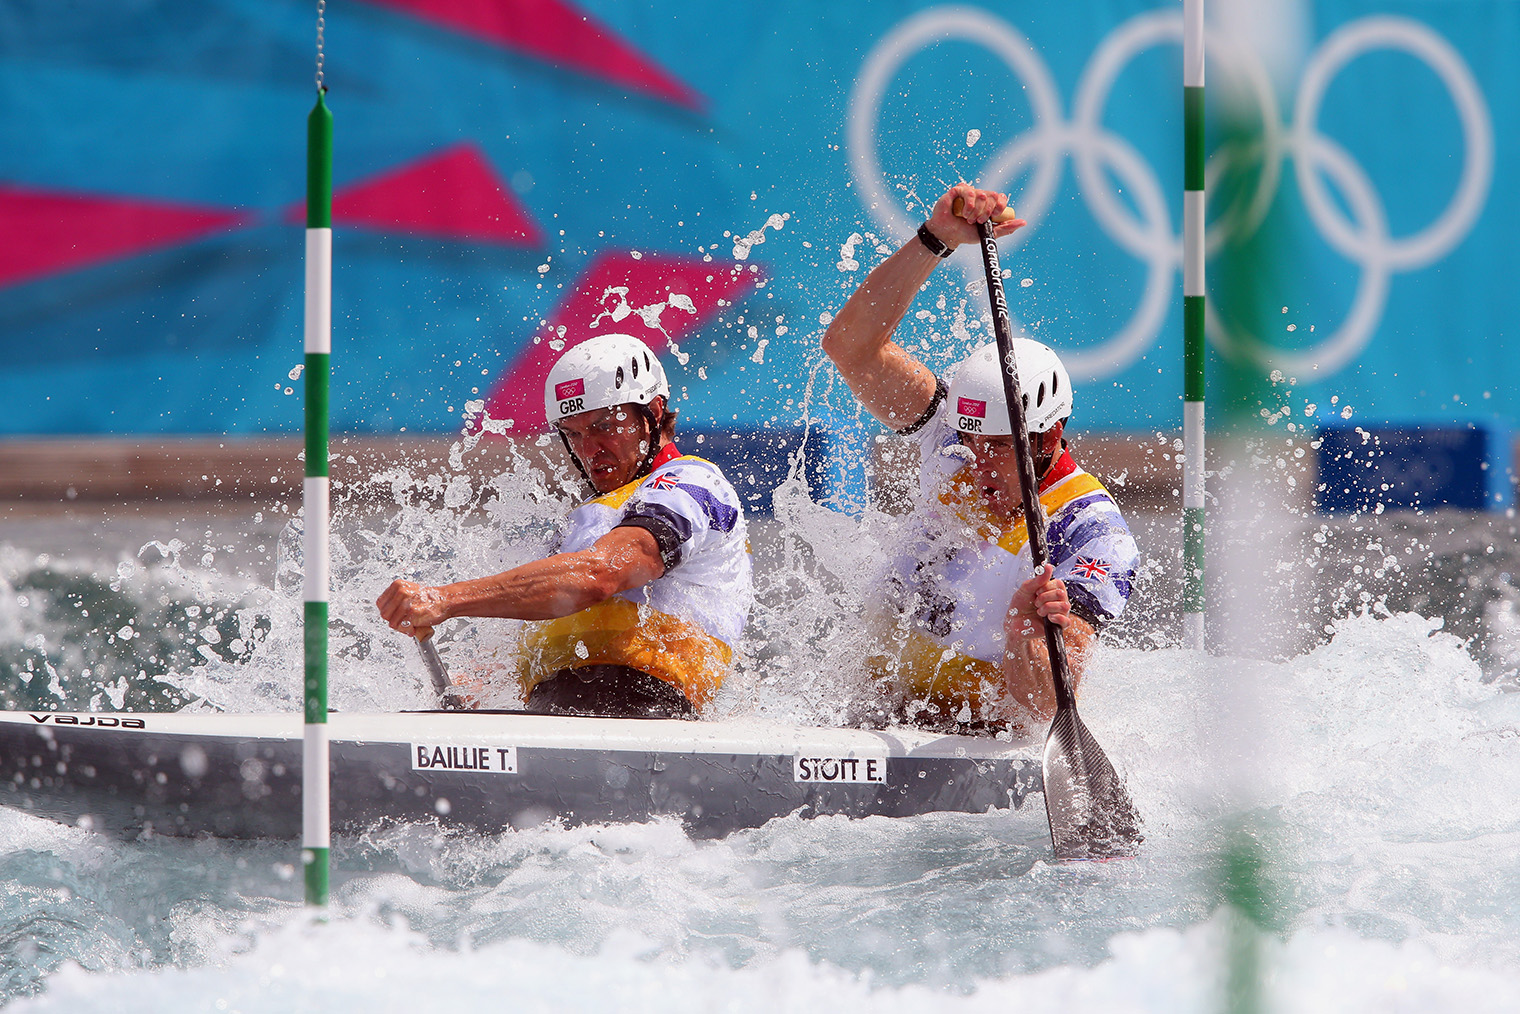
846, 6, 1493, 380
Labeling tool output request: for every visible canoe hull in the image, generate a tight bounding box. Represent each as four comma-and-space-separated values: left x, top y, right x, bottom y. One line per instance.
0, 710, 1042, 840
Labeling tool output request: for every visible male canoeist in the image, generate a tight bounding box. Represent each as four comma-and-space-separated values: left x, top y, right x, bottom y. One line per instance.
376, 333, 753, 718
821, 183, 1139, 734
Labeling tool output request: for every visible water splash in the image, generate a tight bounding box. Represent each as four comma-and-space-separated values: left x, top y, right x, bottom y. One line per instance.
731, 213, 789, 261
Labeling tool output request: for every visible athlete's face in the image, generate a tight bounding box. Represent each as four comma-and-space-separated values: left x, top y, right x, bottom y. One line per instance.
959, 425, 1062, 522
960, 433, 1025, 521
558, 402, 655, 493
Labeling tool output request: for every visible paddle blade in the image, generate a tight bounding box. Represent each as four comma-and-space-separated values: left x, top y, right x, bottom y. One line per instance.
1042, 707, 1143, 860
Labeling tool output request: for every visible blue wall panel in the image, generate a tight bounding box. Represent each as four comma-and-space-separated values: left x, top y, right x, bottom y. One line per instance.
1, 1, 1514, 444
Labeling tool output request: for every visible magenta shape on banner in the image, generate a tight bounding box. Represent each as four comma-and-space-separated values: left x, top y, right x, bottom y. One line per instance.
481, 251, 763, 435
360, 0, 703, 110
0, 187, 246, 288
310, 144, 543, 245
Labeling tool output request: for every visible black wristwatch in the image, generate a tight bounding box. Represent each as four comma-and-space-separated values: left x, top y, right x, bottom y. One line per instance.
916, 222, 953, 258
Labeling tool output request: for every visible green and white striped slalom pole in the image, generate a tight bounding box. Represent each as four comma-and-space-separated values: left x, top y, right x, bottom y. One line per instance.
1182, 0, 1206, 652
302, 85, 333, 909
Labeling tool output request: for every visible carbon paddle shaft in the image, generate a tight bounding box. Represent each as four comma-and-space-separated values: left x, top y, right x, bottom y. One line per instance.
972, 220, 1141, 860
971, 223, 1077, 707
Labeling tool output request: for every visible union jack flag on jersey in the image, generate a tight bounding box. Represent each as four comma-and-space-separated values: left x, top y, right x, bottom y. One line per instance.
1073, 556, 1110, 581
651, 472, 681, 491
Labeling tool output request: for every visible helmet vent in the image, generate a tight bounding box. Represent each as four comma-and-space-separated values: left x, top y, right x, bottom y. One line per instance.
631, 357, 639, 378
615, 366, 625, 388
1052, 372, 1059, 396
1037, 382, 1046, 407
643, 351, 652, 372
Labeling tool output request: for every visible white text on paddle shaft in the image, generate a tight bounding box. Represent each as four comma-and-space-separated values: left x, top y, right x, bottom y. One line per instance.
411, 743, 518, 774
793, 755, 887, 784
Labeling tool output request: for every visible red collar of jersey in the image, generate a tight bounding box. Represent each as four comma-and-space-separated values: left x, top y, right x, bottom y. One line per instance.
648, 442, 682, 471
1039, 446, 1076, 492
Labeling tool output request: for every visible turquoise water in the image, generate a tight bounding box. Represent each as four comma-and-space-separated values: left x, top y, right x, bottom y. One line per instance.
2, 459, 1518, 1011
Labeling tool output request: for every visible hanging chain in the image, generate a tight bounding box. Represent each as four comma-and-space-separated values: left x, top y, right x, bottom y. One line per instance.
315, 0, 327, 92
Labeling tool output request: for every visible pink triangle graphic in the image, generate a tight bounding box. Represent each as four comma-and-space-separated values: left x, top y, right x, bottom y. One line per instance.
482, 251, 763, 435
362, 0, 703, 111
309, 144, 543, 245
0, 187, 245, 288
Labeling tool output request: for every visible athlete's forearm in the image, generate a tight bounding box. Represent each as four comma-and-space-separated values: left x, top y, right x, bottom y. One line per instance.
438, 529, 663, 622
434, 556, 614, 621
822, 239, 939, 366
1002, 618, 1095, 721
819, 239, 942, 429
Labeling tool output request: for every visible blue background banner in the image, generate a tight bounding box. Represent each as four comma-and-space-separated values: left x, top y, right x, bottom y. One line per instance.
0, 1, 1514, 442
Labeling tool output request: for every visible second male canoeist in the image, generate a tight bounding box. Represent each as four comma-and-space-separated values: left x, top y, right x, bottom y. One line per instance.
820, 183, 1140, 734
377, 333, 753, 718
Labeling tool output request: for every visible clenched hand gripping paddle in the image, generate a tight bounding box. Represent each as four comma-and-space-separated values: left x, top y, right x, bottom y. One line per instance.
966, 213, 1143, 860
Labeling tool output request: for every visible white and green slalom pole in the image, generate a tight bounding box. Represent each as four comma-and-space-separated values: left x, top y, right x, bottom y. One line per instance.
302, 71, 333, 907
1182, 0, 1206, 652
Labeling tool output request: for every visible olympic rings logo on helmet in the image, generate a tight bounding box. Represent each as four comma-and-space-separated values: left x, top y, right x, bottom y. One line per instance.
846, 6, 1492, 380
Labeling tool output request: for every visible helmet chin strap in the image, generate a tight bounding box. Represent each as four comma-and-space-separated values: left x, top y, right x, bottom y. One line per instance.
633, 399, 665, 479
557, 428, 595, 489
1033, 436, 1056, 483
1032, 419, 1069, 484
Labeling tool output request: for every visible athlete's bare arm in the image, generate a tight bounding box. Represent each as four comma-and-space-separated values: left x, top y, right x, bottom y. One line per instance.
1001, 564, 1095, 721
375, 525, 665, 638
820, 184, 1025, 430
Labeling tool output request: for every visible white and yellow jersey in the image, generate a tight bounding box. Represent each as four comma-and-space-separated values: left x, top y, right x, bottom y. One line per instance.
868, 398, 1139, 722
513, 446, 753, 710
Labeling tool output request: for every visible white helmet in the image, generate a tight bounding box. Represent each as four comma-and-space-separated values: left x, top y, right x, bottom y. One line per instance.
543, 333, 669, 426
948, 339, 1072, 436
